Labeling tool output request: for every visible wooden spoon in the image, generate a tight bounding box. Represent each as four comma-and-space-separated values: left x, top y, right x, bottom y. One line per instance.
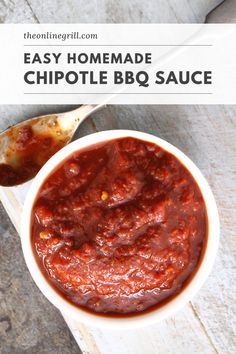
0, 104, 102, 187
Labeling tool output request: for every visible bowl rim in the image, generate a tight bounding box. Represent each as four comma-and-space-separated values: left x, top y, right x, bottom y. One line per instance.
20, 129, 220, 330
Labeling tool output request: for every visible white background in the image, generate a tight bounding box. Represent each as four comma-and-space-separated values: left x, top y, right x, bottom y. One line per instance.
0, 24, 235, 104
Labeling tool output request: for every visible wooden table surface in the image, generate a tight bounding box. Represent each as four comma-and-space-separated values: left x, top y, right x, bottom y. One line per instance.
0, 0, 223, 23
0, 1, 235, 354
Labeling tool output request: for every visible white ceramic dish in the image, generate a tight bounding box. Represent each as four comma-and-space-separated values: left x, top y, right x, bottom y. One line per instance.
21, 130, 220, 329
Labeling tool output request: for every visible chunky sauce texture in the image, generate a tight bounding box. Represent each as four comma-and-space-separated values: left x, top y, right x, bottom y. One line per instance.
31, 137, 207, 314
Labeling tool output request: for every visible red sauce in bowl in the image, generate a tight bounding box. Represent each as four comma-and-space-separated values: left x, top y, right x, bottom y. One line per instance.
31, 137, 207, 315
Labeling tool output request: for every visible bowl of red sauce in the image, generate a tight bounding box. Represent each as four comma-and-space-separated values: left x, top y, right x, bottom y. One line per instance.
21, 130, 219, 329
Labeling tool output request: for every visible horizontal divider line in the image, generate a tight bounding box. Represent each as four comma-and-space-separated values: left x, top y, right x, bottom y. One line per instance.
23, 44, 213, 47
24, 92, 213, 95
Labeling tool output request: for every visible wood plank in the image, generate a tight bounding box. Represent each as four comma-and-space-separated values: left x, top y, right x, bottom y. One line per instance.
65, 304, 218, 354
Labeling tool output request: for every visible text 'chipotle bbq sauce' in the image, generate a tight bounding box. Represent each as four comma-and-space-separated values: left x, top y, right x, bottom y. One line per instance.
31, 137, 207, 315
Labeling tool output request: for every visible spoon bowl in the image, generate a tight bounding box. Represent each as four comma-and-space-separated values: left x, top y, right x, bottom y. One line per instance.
0, 105, 101, 187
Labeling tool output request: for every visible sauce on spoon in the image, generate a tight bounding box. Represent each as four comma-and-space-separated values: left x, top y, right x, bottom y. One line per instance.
0, 119, 69, 186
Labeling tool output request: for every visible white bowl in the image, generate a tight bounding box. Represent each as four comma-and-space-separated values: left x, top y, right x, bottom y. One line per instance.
21, 130, 220, 329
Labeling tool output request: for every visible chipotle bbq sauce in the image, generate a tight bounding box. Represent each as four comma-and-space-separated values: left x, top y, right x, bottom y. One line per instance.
31, 137, 207, 315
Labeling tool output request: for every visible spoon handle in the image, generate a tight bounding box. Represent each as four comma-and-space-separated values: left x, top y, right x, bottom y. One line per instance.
206, 0, 236, 23
57, 104, 104, 132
